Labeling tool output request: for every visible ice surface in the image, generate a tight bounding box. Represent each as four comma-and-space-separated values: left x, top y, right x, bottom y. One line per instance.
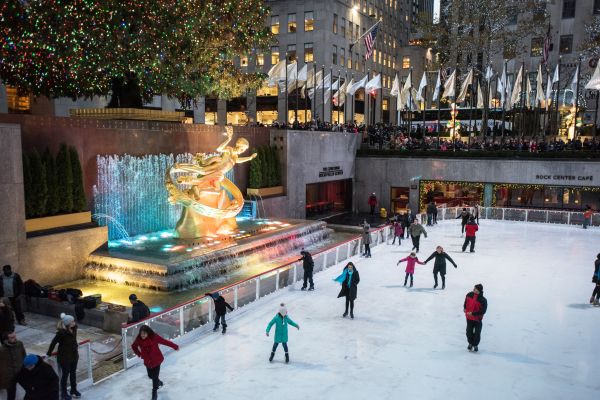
85, 220, 600, 400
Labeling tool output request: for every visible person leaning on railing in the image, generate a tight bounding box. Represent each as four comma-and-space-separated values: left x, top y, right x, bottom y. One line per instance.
46, 313, 81, 399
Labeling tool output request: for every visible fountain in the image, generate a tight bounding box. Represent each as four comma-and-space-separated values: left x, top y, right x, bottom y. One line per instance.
84, 127, 335, 293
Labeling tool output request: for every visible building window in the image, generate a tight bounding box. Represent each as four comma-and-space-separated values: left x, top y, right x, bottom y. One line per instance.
530, 37, 543, 57
332, 45, 338, 65
349, 21, 353, 41
257, 53, 265, 66
402, 56, 410, 69
595, 0, 600, 15
341, 17, 346, 38
355, 24, 359, 41
559, 35, 573, 54
333, 14, 338, 34
348, 52, 352, 69
271, 46, 279, 64
271, 16, 280, 34
240, 55, 248, 67
288, 14, 297, 33
304, 11, 314, 31
287, 44, 297, 62
562, 0, 576, 19
304, 43, 314, 63
340, 48, 345, 67
383, 98, 389, 111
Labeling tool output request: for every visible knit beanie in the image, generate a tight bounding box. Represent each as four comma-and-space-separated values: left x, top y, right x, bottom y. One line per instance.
61, 313, 75, 326
23, 354, 38, 368
475, 284, 483, 292
278, 303, 287, 316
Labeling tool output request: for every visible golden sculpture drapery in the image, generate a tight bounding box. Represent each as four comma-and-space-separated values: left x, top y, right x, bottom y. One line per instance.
165, 126, 256, 238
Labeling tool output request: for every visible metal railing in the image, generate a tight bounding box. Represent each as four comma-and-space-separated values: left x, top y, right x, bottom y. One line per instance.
45, 339, 94, 389
120, 225, 394, 369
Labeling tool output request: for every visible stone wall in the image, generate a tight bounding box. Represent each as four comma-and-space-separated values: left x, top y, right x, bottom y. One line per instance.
355, 156, 600, 213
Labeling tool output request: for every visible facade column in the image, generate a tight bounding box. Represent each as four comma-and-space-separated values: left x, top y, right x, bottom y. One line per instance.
0, 83, 8, 113
374, 94, 382, 124
247, 92, 257, 124
277, 89, 286, 124
160, 95, 177, 112
483, 183, 494, 207
217, 99, 227, 125
193, 97, 206, 124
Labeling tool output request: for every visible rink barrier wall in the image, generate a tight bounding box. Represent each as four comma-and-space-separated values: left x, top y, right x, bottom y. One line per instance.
119, 224, 394, 371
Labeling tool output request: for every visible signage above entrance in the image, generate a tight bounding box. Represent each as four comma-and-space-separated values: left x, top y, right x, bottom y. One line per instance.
535, 174, 593, 182
319, 166, 344, 178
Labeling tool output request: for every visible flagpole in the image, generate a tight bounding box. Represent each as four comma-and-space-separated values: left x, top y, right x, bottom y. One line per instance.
344, 70, 348, 123
312, 63, 317, 122
304, 63, 307, 123
437, 70, 442, 149
329, 66, 333, 123
554, 57, 561, 137
501, 61, 507, 147
321, 64, 325, 124
366, 69, 370, 130
408, 67, 413, 139
285, 56, 289, 125
491, 72, 496, 142
295, 64, 299, 123
520, 62, 526, 141
351, 73, 355, 124
337, 69, 341, 124
534, 67, 540, 140
422, 73, 427, 139
468, 72, 474, 150
574, 57, 581, 139
542, 66, 548, 139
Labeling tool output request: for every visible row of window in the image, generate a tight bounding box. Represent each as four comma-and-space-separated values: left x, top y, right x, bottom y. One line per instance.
563, 0, 600, 18
530, 35, 573, 57
271, 12, 313, 34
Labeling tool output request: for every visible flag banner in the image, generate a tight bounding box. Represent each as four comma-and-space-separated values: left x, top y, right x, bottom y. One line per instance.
498, 66, 506, 106
364, 22, 380, 60
545, 73, 553, 109
552, 64, 559, 84
570, 64, 579, 106
485, 65, 494, 82
585, 63, 600, 90
456, 69, 473, 103
510, 66, 523, 106
442, 69, 456, 99
391, 74, 400, 97
432, 71, 441, 101
535, 65, 545, 106
526, 74, 532, 108
416, 71, 427, 102
365, 74, 382, 94
347, 75, 368, 95
477, 82, 484, 109
267, 60, 287, 87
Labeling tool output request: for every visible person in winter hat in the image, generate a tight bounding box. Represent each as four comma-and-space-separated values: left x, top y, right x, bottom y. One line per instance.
391, 221, 404, 246
368, 193, 378, 215
334, 262, 360, 318
424, 246, 458, 289
463, 284, 488, 352
16, 354, 59, 400
407, 220, 427, 253
299, 249, 315, 290
266, 303, 299, 363
592, 254, 600, 306
128, 294, 150, 323
456, 208, 471, 236
0, 265, 25, 326
397, 252, 426, 287
361, 221, 372, 257
0, 331, 26, 400
472, 204, 480, 225
132, 325, 179, 400
462, 217, 479, 253
206, 292, 234, 334
46, 313, 79, 399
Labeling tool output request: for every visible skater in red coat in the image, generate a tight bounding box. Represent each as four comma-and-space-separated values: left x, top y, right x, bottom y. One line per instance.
397, 252, 425, 287
462, 217, 478, 252
132, 325, 179, 400
463, 284, 487, 352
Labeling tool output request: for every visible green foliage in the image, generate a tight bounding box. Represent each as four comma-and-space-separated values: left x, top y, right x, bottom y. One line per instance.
42, 148, 60, 215
22, 153, 33, 219
29, 149, 48, 217
56, 144, 73, 213
247, 146, 282, 189
258, 147, 269, 188
248, 147, 262, 189
69, 146, 87, 212
270, 146, 281, 187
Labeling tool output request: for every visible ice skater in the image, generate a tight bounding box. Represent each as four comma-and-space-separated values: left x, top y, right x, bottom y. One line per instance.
405, 209, 415, 238
591, 253, 600, 306
46, 313, 80, 399
583, 205, 594, 229
299, 249, 315, 290
463, 284, 487, 352
334, 262, 360, 318
472, 204, 480, 225
16, 355, 59, 400
462, 217, 478, 253
397, 252, 425, 287
132, 325, 179, 400
206, 292, 234, 334
266, 303, 299, 363
391, 221, 404, 245
362, 221, 372, 257
368, 193, 378, 215
426, 202, 436, 226
424, 246, 458, 289
456, 208, 471, 236
407, 220, 427, 253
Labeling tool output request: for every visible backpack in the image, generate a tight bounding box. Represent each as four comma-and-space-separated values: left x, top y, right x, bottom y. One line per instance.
23, 279, 44, 297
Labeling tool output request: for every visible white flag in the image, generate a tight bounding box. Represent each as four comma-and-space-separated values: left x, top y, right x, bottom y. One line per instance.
552, 64, 559, 84
365, 74, 382, 94
432, 71, 441, 101
477, 82, 484, 109
277, 62, 298, 93
526, 74, 532, 108
498, 66, 506, 106
333, 79, 349, 106
267, 60, 287, 87
456, 69, 473, 103
416, 71, 427, 101
390, 74, 400, 97
535, 65, 545, 106
510, 66, 523, 106
545, 73, 553, 109
585, 63, 600, 90
505, 78, 513, 110
305, 68, 323, 89
345, 78, 354, 94
485, 65, 494, 82
347, 75, 368, 95
324, 78, 339, 103
442, 69, 456, 99
289, 64, 307, 92
570, 64, 579, 106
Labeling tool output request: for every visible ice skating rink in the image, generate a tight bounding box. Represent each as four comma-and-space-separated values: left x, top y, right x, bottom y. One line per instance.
87, 220, 600, 400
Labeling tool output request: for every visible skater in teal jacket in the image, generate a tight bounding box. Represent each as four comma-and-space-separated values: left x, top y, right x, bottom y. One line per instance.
266, 303, 299, 363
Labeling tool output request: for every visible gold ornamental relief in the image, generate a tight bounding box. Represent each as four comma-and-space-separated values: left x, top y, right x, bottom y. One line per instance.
165, 126, 257, 238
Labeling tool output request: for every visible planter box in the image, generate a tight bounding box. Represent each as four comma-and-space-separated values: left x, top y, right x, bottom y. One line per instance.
26, 211, 92, 232
247, 186, 285, 197
70, 108, 187, 122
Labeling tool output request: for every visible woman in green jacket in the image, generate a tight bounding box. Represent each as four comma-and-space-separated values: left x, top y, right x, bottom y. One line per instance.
266, 303, 299, 363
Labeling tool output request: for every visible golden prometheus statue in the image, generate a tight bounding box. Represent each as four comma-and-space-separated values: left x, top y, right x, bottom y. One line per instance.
165, 126, 257, 238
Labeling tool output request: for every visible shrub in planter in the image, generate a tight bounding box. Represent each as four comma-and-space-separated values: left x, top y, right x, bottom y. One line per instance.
29, 149, 48, 217
43, 148, 60, 216
56, 143, 73, 213
70, 146, 86, 212
248, 147, 262, 189
22, 152, 33, 218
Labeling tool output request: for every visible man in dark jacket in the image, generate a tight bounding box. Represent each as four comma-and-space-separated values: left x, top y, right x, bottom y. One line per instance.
424, 246, 458, 289
128, 294, 150, 323
206, 292, 234, 334
16, 354, 59, 400
299, 249, 315, 291
591, 253, 600, 305
368, 193, 377, 215
463, 284, 488, 352
462, 217, 479, 252
0, 332, 26, 400
0, 265, 25, 325
407, 220, 427, 253
426, 202, 436, 226
456, 208, 471, 236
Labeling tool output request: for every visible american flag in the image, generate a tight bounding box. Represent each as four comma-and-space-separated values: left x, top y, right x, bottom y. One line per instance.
542, 26, 552, 66
364, 22, 379, 60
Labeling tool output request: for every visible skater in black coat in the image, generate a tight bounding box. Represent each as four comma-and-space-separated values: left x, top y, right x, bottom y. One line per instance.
128, 294, 150, 323
424, 246, 458, 289
299, 249, 315, 290
456, 208, 471, 236
46, 314, 80, 399
591, 254, 600, 305
16, 354, 59, 400
206, 292, 234, 333
334, 263, 360, 319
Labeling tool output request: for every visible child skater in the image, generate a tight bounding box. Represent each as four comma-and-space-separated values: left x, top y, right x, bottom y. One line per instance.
266, 303, 300, 363
397, 252, 425, 287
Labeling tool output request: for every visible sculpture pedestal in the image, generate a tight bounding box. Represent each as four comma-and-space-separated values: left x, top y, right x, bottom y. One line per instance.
175, 190, 237, 239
